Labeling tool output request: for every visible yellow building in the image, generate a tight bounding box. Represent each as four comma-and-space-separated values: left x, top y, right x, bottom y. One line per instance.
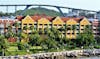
66, 19, 77, 39
20, 15, 91, 39
21, 15, 34, 33
21, 15, 34, 42
80, 18, 91, 33
52, 16, 64, 29
37, 18, 50, 32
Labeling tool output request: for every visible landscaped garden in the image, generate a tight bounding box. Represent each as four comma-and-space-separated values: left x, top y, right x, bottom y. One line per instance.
0, 22, 100, 56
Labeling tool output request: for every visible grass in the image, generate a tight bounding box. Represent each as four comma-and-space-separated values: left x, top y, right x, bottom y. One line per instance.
5, 46, 43, 56
30, 46, 42, 49
7, 46, 18, 51
3, 44, 100, 56
6, 50, 28, 56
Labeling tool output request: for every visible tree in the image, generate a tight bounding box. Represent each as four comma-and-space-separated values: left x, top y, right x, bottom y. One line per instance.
14, 21, 20, 34
23, 25, 29, 34
17, 42, 25, 50
8, 25, 12, 32
20, 32, 28, 42
29, 25, 34, 34
76, 25, 95, 48
65, 24, 68, 35
6, 25, 14, 38
95, 36, 100, 45
28, 33, 41, 46
0, 35, 8, 56
72, 25, 76, 33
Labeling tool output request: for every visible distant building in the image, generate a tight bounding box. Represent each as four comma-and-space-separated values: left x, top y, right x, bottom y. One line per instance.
0, 19, 17, 34
96, 11, 100, 20
92, 19, 100, 37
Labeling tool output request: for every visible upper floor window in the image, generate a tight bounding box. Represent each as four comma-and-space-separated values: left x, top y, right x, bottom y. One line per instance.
23, 24, 27, 25
29, 24, 32, 25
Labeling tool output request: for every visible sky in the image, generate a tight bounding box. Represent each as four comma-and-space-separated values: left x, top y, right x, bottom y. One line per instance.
0, 0, 100, 13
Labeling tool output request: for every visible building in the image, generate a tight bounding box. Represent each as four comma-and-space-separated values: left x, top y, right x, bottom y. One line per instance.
0, 19, 17, 34
0, 14, 99, 39
17, 15, 93, 39
92, 19, 100, 37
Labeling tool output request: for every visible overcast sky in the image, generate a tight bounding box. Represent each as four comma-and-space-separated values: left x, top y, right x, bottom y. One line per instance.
0, 0, 99, 12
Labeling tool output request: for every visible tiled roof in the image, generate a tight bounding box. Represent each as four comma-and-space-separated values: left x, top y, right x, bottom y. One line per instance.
16, 15, 83, 23
16, 15, 24, 21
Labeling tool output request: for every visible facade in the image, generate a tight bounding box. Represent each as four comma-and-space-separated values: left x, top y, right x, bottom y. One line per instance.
0, 15, 100, 39
19, 15, 93, 39
80, 18, 91, 33
66, 19, 77, 39
52, 16, 64, 29
92, 19, 100, 37
0, 19, 17, 34
38, 18, 50, 32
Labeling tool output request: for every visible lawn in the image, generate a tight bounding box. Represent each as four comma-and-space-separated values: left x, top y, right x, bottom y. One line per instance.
30, 46, 42, 49
7, 46, 18, 51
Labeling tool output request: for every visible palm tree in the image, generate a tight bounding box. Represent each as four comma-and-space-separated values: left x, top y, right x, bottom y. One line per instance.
23, 25, 29, 34
6, 25, 13, 38
8, 25, 12, 32
72, 25, 76, 33
6, 25, 17, 43
14, 21, 20, 34
29, 25, 34, 34
64, 24, 68, 37
71, 25, 77, 39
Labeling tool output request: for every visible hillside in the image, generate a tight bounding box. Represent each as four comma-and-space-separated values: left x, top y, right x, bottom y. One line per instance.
15, 7, 62, 16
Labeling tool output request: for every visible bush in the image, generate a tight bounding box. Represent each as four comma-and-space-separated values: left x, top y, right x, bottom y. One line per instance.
94, 45, 100, 49
17, 43, 25, 50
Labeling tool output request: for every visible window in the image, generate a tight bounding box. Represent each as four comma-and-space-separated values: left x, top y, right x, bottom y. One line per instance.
58, 24, 62, 26
72, 33, 74, 34
44, 24, 48, 26
54, 24, 57, 26
67, 33, 70, 34
81, 25, 84, 26
23, 24, 27, 25
49, 24, 52, 26
29, 24, 32, 25
39, 24, 42, 25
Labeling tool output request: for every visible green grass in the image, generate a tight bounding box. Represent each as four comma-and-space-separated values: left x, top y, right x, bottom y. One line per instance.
30, 46, 42, 49
6, 50, 28, 56
7, 46, 18, 51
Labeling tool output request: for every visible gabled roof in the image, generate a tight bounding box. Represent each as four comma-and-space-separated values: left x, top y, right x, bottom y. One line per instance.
16, 14, 83, 23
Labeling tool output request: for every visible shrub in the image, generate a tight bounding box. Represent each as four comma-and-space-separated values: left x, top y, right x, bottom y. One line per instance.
17, 43, 25, 50
94, 45, 100, 49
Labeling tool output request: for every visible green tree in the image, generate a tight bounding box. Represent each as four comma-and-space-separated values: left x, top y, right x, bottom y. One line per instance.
29, 25, 34, 34
72, 25, 76, 33
6, 25, 15, 38
14, 21, 20, 34
28, 33, 41, 46
0, 35, 8, 56
23, 25, 29, 34
76, 25, 95, 48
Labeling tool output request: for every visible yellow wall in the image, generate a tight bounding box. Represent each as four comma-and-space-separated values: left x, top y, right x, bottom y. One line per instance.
80, 18, 91, 33
66, 19, 77, 25
21, 16, 91, 39
52, 16, 64, 28
80, 18, 90, 25
37, 18, 50, 31
22, 15, 34, 29
66, 19, 77, 39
